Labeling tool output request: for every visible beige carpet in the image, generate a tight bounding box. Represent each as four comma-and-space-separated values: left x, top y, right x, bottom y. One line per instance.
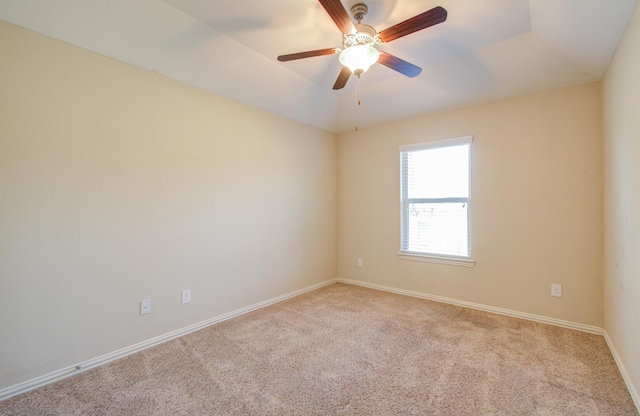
1, 283, 637, 415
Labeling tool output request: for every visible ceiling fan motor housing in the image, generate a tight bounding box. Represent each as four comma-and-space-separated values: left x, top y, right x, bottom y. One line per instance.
343, 24, 379, 48
343, 4, 380, 48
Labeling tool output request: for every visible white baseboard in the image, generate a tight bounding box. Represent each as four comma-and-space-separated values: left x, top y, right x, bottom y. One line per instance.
604, 331, 640, 412
0, 278, 338, 402
335, 279, 640, 411
336, 278, 604, 334
5, 277, 636, 414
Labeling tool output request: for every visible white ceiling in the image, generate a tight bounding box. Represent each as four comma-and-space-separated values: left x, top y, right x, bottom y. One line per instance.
0, 0, 636, 133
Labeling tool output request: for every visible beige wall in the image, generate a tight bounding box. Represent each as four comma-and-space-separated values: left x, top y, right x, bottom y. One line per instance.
0, 21, 337, 390
337, 83, 603, 327
603, 1, 640, 404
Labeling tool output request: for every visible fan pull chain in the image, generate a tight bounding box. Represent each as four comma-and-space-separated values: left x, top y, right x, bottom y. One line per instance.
355, 75, 361, 132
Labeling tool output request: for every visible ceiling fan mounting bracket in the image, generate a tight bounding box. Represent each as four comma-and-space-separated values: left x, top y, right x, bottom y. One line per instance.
350, 3, 369, 23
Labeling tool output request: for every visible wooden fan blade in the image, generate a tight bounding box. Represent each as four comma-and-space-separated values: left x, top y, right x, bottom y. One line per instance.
277, 48, 339, 62
318, 0, 356, 34
333, 66, 351, 90
378, 6, 447, 43
378, 51, 422, 78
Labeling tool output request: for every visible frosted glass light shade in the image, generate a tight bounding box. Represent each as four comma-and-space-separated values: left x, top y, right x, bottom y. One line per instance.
339, 45, 380, 76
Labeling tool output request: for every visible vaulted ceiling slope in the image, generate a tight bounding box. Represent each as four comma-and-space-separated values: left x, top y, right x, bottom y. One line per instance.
1, 0, 636, 133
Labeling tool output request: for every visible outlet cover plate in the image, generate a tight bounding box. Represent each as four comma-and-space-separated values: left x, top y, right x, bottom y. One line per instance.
140, 299, 151, 315
551, 284, 562, 298
181, 289, 191, 304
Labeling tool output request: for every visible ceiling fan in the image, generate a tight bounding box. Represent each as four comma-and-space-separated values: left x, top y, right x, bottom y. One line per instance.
277, 0, 447, 90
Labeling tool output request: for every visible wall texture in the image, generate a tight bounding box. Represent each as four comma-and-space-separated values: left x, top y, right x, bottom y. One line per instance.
602, 1, 640, 405
337, 83, 603, 327
0, 21, 337, 390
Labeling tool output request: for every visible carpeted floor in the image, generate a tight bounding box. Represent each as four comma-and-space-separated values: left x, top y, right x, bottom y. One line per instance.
1, 283, 637, 415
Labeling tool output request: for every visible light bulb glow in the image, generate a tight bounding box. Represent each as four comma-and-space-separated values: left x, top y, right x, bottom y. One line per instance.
339, 45, 380, 76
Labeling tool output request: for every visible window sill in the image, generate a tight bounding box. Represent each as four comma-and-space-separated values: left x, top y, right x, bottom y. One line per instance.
397, 252, 475, 267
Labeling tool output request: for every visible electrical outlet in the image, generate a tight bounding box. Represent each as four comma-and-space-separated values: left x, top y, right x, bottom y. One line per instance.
551, 284, 562, 298
357, 258, 363, 267
140, 299, 151, 315
181, 289, 191, 304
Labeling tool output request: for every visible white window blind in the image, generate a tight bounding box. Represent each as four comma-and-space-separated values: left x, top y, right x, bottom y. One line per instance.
400, 137, 472, 259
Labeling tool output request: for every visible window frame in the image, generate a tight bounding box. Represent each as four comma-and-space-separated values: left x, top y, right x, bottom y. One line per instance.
398, 136, 475, 267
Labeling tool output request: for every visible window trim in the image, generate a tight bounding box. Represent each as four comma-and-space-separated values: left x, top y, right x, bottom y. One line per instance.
396, 252, 476, 267
399, 136, 474, 266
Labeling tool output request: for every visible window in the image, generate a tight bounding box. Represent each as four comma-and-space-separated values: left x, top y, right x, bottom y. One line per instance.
399, 137, 473, 266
